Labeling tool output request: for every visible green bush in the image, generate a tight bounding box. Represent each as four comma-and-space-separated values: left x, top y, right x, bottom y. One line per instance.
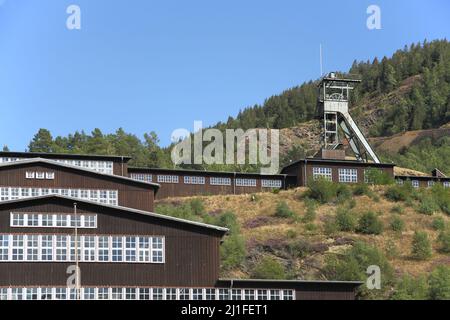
274, 201, 295, 219
390, 215, 405, 232
385, 239, 399, 259
305, 178, 338, 204
216, 211, 240, 234
390, 205, 405, 214
220, 234, 246, 270
417, 195, 440, 215
357, 211, 383, 235
437, 229, 450, 253
189, 198, 205, 216
428, 266, 450, 300
431, 184, 450, 215
336, 184, 352, 203
385, 183, 414, 202
324, 241, 393, 299
251, 257, 286, 280
391, 275, 429, 300
335, 208, 357, 232
431, 217, 446, 231
411, 231, 432, 260
352, 183, 370, 196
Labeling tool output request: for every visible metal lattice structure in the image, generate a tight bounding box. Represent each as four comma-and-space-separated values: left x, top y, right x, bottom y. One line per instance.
318, 73, 380, 163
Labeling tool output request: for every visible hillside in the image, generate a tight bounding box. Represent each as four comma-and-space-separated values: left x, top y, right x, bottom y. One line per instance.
155, 183, 450, 299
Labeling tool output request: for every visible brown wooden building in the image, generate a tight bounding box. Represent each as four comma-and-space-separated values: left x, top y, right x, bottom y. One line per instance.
0, 151, 131, 176
128, 167, 288, 200
0, 158, 159, 212
281, 158, 396, 187
0, 195, 361, 300
395, 168, 450, 189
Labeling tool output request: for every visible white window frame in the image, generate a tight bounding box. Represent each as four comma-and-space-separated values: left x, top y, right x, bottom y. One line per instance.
261, 179, 282, 188
157, 175, 179, 184
235, 178, 257, 187
210, 177, 232, 186
313, 167, 333, 181
183, 176, 206, 185
412, 180, 420, 188
338, 168, 358, 183
25, 171, 35, 179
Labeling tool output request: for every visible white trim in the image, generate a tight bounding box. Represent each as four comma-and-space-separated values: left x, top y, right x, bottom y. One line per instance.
10, 212, 97, 229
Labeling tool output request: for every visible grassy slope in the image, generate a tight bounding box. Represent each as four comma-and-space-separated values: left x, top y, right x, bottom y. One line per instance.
156, 187, 450, 281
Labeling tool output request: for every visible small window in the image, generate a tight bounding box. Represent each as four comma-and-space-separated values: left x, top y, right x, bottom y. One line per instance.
428, 180, 435, 188
444, 182, 450, 188
45, 172, 55, 180
261, 179, 282, 188
35, 172, 45, 180
25, 172, 35, 179
210, 177, 232, 186
184, 176, 206, 185
235, 178, 257, 187
412, 180, 420, 188
157, 175, 179, 184
338, 168, 358, 183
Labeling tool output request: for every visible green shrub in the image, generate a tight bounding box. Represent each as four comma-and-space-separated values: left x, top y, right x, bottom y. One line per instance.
390, 205, 405, 214
189, 198, 205, 216
411, 231, 432, 260
286, 229, 297, 239
288, 239, 313, 259
391, 275, 429, 300
304, 223, 318, 232
357, 211, 383, 235
305, 178, 338, 204
385, 183, 414, 202
417, 195, 440, 215
431, 217, 446, 231
220, 234, 246, 270
302, 199, 317, 223
390, 216, 405, 232
437, 229, 450, 253
275, 201, 295, 219
353, 183, 370, 196
429, 266, 450, 300
336, 184, 352, 203
216, 211, 240, 234
324, 241, 393, 299
335, 208, 356, 232
251, 257, 286, 280
431, 184, 450, 215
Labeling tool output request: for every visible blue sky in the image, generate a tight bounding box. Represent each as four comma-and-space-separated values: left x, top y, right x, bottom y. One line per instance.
0, 0, 449, 150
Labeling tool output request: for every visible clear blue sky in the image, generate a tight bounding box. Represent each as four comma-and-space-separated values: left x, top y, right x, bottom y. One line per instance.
0, 0, 449, 150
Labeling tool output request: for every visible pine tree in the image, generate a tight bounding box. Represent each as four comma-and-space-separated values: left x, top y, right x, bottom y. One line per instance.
28, 129, 55, 152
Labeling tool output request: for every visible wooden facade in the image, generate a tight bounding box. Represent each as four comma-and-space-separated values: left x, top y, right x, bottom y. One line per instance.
0, 159, 158, 212
0, 196, 226, 288
128, 167, 288, 200
281, 158, 395, 186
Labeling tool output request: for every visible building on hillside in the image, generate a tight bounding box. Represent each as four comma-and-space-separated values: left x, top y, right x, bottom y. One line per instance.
280, 157, 396, 187
0, 151, 131, 176
0, 195, 362, 300
0, 158, 159, 211
128, 167, 291, 199
395, 168, 450, 188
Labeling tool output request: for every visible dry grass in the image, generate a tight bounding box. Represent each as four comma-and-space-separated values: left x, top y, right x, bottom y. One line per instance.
156, 186, 450, 278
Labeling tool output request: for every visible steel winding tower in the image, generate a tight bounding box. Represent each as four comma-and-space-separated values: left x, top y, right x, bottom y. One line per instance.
318, 72, 380, 163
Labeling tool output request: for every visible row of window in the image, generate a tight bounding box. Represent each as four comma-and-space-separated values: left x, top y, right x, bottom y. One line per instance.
312, 167, 359, 183
134, 174, 283, 188
0, 187, 118, 205
0, 287, 294, 300
0, 158, 114, 174
10, 213, 97, 229
0, 234, 164, 263
397, 179, 450, 188
25, 171, 55, 180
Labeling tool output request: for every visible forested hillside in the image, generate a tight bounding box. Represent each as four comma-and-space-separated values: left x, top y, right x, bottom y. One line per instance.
3, 39, 449, 174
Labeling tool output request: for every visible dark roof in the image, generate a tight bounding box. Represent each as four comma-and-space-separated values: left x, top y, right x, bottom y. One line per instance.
281, 158, 395, 174
395, 175, 450, 181
0, 195, 228, 234
129, 166, 287, 178
0, 158, 160, 190
217, 278, 363, 287
0, 151, 132, 162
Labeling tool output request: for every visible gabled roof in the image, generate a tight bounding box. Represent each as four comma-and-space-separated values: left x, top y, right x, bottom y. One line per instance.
0, 195, 228, 234
0, 158, 160, 190
0, 151, 132, 162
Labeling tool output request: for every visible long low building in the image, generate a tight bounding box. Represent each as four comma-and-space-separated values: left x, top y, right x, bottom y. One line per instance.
0, 195, 361, 300
128, 167, 291, 199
